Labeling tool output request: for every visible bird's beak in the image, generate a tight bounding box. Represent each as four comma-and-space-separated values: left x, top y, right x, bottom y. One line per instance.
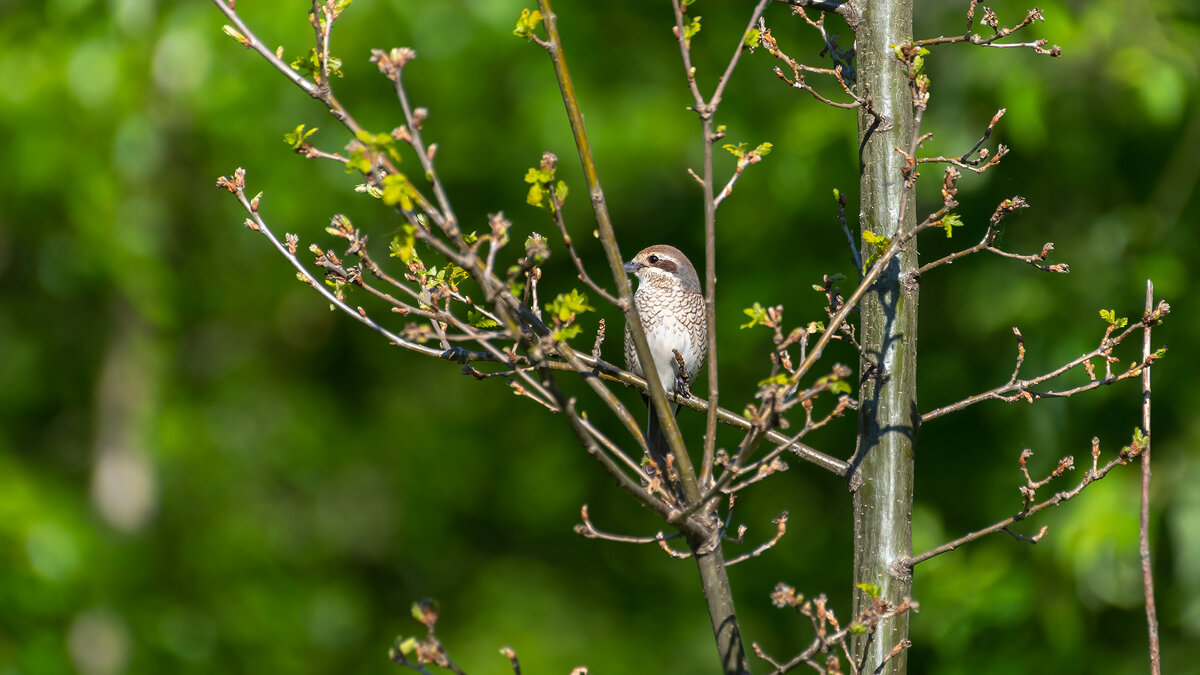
623, 260, 642, 274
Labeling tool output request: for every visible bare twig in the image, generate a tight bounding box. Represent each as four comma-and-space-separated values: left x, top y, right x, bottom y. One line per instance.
922, 304, 1169, 422
919, 197, 1069, 275
727, 512, 788, 565
905, 434, 1150, 568
575, 505, 686, 544
905, 5, 1062, 56
753, 587, 917, 674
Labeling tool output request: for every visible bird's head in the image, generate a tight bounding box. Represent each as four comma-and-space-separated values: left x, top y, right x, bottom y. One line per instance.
623, 245, 702, 294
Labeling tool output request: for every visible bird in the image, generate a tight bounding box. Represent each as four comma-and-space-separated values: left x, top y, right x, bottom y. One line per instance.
623, 244, 709, 481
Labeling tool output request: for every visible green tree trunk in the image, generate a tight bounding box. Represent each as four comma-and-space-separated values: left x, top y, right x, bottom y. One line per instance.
849, 0, 917, 672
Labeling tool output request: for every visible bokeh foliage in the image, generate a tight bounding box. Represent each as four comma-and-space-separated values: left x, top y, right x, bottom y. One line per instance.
0, 0, 1197, 673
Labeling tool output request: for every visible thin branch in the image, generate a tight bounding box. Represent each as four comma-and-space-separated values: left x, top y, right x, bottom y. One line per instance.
792, 187, 959, 384
726, 512, 789, 565
575, 504, 685, 544
906, 5, 1062, 56
218, 171, 455, 361
922, 305, 1169, 423
546, 162, 620, 306
905, 434, 1149, 568
833, 188, 863, 274
1139, 279, 1162, 675
214, 1, 318, 96
711, 0, 774, 108
753, 589, 917, 675
919, 196, 1069, 275
376, 49, 460, 238
535, 0, 701, 505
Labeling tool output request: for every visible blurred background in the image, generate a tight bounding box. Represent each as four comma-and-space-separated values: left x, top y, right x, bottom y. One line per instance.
1, 0, 1197, 673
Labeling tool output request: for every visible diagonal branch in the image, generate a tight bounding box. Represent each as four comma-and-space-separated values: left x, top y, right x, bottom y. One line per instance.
905, 433, 1149, 569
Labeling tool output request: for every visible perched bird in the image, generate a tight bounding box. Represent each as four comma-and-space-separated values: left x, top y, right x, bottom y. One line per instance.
623, 244, 709, 476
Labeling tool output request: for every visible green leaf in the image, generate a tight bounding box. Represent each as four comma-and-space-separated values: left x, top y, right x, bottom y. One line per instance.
445, 264, 469, 284
390, 224, 418, 263
741, 302, 768, 329
1099, 309, 1128, 328
856, 583, 881, 598
397, 637, 419, 656
743, 28, 761, 47
284, 124, 319, 150
382, 173, 419, 210
290, 48, 342, 79
524, 167, 553, 184
758, 373, 789, 387
816, 373, 851, 395
508, 275, 525, 297
753, 142, 773, 157
723, 142, 748, 159
355, 129, 402, 165
468, 310, 499, 328
462, 231, 479, 244
849, 623, 868, 636
545, 289, 595, 323
861, 230, 891, 272
940, 213, 963, 238
513, 8, 543, 37
523, 164, 559, 210
683, 16, 702, 48
526, 182, 545, 208
553, 325, 583, 341
862, 230, 890, 249
344, 148, 371, 174
324, 278, 351, 302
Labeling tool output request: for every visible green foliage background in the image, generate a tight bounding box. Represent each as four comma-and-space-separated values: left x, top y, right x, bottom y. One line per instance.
1, 0, 1197, 673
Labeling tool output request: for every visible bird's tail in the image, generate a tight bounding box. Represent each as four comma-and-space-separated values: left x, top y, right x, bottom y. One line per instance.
645, 396, 683, 494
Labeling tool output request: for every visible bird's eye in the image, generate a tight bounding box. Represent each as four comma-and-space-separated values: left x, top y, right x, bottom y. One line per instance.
648, 255, 660, 264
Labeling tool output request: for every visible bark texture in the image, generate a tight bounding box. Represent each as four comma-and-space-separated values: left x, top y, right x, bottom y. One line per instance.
848, 0, 917, 672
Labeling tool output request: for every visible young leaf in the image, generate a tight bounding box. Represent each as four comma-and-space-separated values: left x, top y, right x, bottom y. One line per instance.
382, 173, 418, 211
816, 372, 851, 395
513, 8, 543, 38
723, 142, 748, 159
683, 16, 702, 47
553, 325, 583, 341
344, 147, 371, 174
856, 583, 882, 598
468, 310, 499, 329
1099, 309, 1128, 328
284, 124, 319, 150
940, 213, 963, 238
526, 182, 545, 208
545, 289, 595, 323
741, 302, 768, 329
390, 224, 418, 263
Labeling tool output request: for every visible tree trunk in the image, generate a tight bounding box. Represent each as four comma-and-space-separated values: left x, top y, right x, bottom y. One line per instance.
689, 534, 749, 675
848, 0, 917, 673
